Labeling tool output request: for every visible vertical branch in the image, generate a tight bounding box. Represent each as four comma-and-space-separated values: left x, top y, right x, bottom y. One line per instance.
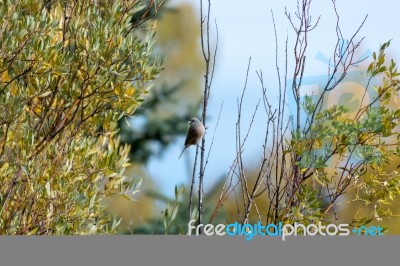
188, 146, 199, 222
198, 0, 218, 232
271, 9, 284, 224
284, 0, 320, 202
236, 58, 252, 222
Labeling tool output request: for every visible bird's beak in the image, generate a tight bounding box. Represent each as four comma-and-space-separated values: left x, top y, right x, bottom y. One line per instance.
187, 120, 191, 124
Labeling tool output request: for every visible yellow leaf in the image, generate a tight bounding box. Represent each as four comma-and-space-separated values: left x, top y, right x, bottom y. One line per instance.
313, 139, 322, 149
10, 82, 18, 95
126, 86, 135, 96
1, 70, 9, 82
1, 71, 19, 95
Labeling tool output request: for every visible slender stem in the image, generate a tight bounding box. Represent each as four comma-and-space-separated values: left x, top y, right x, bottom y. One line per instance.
188, 146, 199, 222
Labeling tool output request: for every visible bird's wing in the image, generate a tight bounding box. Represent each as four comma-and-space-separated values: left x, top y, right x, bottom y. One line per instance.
184, 127, 197, 146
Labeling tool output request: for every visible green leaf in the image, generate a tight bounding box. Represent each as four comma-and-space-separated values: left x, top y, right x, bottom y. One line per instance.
171, 206, 179, 222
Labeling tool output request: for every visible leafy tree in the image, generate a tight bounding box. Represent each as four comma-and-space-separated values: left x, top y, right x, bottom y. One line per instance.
0, 0, 162, 234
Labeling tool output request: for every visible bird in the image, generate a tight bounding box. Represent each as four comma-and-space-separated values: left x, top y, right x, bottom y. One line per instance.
178, 117, 205, 159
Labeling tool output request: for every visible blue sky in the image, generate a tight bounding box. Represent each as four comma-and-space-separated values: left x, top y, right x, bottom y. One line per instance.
147, 0, 400, 196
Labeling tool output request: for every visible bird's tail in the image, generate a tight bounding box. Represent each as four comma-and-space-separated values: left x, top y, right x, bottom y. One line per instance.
178, 147, 186, 159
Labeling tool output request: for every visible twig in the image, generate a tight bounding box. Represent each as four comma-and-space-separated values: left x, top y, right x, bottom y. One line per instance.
197, 0, 218, 233
188, 146, 200, 222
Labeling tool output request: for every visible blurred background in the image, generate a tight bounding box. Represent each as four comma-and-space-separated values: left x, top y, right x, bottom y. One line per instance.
108, 0, 400, 233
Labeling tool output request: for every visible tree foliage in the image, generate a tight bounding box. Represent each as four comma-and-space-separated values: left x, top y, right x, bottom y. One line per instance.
0, 0, 162, 234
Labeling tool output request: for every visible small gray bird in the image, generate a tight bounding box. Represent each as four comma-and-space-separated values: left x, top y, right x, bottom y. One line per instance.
178, 117, 205, 159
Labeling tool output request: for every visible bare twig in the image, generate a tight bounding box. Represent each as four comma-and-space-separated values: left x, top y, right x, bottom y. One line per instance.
197, 0, 218, 232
